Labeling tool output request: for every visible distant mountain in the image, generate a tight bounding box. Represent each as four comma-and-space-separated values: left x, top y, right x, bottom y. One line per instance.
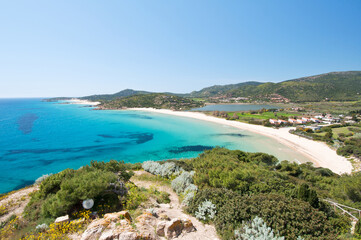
46, 71, 361, 103
81, 89, 153, 101
97, 93, 204, 110
188, 81, 263, 98
226, 71, 361, 102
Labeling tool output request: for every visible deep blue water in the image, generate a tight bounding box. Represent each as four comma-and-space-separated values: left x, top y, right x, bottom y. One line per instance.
192, 104, 279, 112
0, 99, 309, 193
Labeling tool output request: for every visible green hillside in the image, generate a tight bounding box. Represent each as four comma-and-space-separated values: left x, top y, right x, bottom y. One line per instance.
228, 71, 361, 102
97, 93, 204, 110
81, 89, 153, 101
188, 81, 262, 98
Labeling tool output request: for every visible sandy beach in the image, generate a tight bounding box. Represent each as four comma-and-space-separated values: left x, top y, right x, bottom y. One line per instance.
128, 108, 353, 174
65, 98, 100, 106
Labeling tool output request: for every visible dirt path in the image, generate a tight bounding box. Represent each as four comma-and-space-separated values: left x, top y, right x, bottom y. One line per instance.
0, 186, 38, 222
131, 171, 219, 240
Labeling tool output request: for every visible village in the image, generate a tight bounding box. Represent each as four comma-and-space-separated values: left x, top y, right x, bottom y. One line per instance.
268, 114, 358, 129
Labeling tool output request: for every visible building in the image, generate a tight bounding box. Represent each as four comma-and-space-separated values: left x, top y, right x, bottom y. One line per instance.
269, 119, 278, 124
296, 119, 306, 124
302, 117, 310, 122
278, 119, 288, 124
310, 118, 320, 123
288, 118, 297, 123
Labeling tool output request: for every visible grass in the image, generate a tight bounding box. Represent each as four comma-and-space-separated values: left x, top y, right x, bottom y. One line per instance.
227, 111, 299, 120
131, 173, 171, 187
332, 127, 353, 138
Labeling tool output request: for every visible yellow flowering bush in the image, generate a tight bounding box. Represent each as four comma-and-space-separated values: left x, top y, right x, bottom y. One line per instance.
20, 210, 92, 240
0, 205, 7, 216
0, 216, 20, 239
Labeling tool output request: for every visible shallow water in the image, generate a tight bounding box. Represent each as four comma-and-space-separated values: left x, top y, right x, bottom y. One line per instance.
0, 99, 309, 193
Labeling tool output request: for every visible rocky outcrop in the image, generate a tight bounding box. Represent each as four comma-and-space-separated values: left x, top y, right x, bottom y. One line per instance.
54, 214, 69, 223
81, 210, 196, 240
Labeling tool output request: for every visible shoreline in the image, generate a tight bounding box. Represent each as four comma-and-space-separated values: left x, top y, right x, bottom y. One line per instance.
63, 98, 100, 106
127, 108, 352, 174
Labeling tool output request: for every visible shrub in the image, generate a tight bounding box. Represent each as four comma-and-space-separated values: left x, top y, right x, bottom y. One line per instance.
35, 223, 49, 232
355, 219, 361, 236
234, 216, 285, 240
25, 160, 131, 221
142, 161, 182, 178
188, 188, 236, 215
195, 200, 216, 221
142, 161, 162, 175
171, 171, 194, 194
214, 193, 336, 240
160, 162, 181, 178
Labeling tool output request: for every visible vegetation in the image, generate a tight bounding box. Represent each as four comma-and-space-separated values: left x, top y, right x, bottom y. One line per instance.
180, 148, 359, 239
209, 109, 299, 125
187, 81, 263, 98
81, 89, 153, 101
3, 147, 361, 239
293, 124, 361, 160
97, 93, 204, 110
234, 216, 286, 240
227, 71, 361, 102
24, 160, 133, 222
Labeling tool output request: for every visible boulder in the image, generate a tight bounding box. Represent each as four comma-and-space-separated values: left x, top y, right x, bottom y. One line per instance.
81, 219, 110, 240
182, 219, 196, 233
156, 221, 167, 236
158, 213, 170, 221
104, 211, 132, 223
165, 219, 184, 239
99, 219, 139, 240
54, 214, 69, 223
135, 212, 159, 239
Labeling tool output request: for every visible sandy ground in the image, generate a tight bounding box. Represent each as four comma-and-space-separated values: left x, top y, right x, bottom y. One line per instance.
128, 108, 353, 174
65, 98, 100, 105
131, 171, 220, 240
0, 186, 38, 222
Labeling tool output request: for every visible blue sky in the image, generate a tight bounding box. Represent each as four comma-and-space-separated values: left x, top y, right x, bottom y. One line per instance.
0, 0, 360, 97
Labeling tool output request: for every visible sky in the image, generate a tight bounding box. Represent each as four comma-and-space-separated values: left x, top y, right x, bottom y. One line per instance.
0, 0, 360, 97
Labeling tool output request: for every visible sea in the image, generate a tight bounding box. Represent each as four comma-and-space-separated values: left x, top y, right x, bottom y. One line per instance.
0, 99, 310, 194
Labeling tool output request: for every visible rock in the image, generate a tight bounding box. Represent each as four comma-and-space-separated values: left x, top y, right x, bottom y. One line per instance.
182, 219, 196, 233
135, 212, 156, 225
156, 221, 167, 236
104, 211, 132, 223
135, 212, 159, 239
158, 214, 170, 221
99, 219, 139, 240
54, 214, 69, 223
118, 232, 140, 240
81, 219, 110, 240
165, 218, 184, 239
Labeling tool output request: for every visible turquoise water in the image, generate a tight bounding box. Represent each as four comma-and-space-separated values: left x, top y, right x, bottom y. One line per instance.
0, 99, 310, 194
192, 104, 279, 111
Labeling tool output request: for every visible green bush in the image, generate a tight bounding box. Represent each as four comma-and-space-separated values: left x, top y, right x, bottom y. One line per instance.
214, 193, 337, 240
25, 160, 132, 220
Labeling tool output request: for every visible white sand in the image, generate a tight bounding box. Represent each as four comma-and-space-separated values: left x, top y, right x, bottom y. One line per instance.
128, 108, 353, 174
65, 98, 100, 106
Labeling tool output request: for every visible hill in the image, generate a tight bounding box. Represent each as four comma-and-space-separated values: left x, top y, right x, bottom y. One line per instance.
188, 81, 263, 98
227, 71, 361, 102
97, 93, 204, 110
80, 89, 153, 101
